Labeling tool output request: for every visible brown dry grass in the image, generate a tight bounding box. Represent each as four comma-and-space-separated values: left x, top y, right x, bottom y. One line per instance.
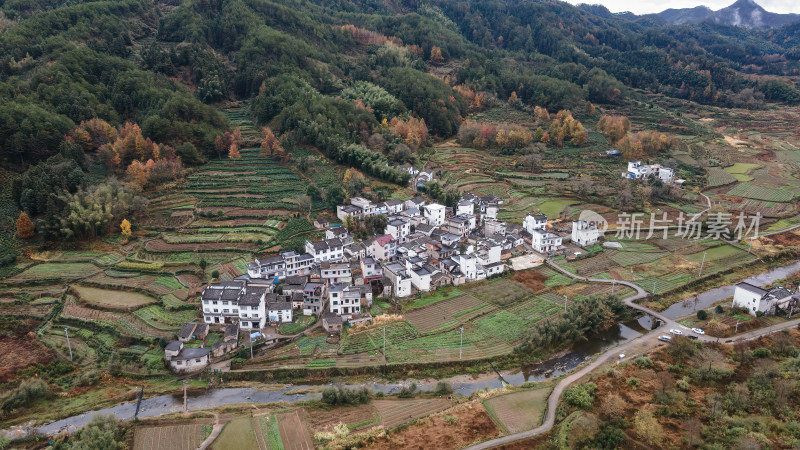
512, 270, 547, 292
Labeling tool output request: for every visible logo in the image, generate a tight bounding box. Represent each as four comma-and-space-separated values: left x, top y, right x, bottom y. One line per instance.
578, 209, 608, 235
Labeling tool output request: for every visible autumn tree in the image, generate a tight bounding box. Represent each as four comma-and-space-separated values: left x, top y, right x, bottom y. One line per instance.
260, 127, 284, 158
120, 219, 131, 237
634, 410, 663, 446
508, 91, 520, 106
126, 160, 148, 188
15, 212, 34, 239
602, 393, 627, 419
597, 115, 631, 143
228, 141, 240, 159
429, 46, 444, 64
534, 106, 550, 122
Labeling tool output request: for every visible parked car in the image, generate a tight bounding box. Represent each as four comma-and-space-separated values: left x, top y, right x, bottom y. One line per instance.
691, 328, 705, 335
658, 335, 672, 342
669, 328, 682, 335
687, 335, 698, 340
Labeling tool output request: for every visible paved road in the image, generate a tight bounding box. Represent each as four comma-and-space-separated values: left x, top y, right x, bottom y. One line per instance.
466, 259, 800, 450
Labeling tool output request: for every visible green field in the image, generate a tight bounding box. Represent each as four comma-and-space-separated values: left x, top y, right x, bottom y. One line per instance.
212, 417, 258, 449
14, 263, 99, 280
73, 285, 157, 309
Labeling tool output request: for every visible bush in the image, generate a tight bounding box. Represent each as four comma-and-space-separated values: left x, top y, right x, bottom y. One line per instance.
715, 305, 724, 314
321, 387, 371, 406
2, 379, 50, 412
398, 382, 418, 398
634, 357, 653, 368
66, 414, 125, 449
697, 310, 708, 320
211, 270, 220, 279
564, 383, 597, 409
626, 378, 640, 388
434, 381, 453, 396
676, 378, 691, 392
752, 347, 771, 358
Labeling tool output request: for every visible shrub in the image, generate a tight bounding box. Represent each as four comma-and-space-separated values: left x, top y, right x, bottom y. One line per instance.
715, 305, 724, 314
321, 387, 371, 406
752, 347, 771, 359
434, 381, 453, 396
676, 378, 691, 392
398, 382, 418, 398
626, 378, 640, 388
697, 310, 708, 320
564, 383, 597, 409
634, 357, 653, 368
2, 379, 50, 412
211, 270, 220, 279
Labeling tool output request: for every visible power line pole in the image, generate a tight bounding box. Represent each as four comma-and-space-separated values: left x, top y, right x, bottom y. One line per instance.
249, 331, 253, 359
459, 327, 464, 360
653, 280, 656, 295
64, 328, 73, 361
698, 251, 707, 277
563, 295, 567, 313
383, 326, 386, 363
611, 280, 615, 296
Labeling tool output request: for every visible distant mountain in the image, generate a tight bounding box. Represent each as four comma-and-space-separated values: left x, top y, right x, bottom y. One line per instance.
653, 0, 800, 29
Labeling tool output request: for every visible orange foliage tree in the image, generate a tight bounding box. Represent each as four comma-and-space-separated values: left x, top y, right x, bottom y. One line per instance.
596, 115, 631, 144
390, 117, 428, 148
16, 212, 35, 239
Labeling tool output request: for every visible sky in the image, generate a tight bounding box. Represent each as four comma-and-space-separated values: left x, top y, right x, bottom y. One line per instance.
562, 0, 798, 15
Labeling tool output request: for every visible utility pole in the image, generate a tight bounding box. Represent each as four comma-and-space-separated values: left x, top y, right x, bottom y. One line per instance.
249, 331, 253, 359
653, 280, 656, 295
383, 326, 386, 363
563, 295, 568, 313
611, 280, 615, 296
735, 320, 740, 335
459, 327, 464, 360
748, 236, 753, 254
698, 251, 707, 277
64, 328, 73, 361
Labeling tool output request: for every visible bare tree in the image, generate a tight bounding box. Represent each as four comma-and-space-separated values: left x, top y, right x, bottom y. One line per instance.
684, 417, 702, 447
774, 379, 794, 411
656, 371, 675, 396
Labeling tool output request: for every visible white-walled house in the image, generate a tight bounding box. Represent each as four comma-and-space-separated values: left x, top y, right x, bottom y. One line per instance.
305, 238, 345, 263
424, 203, 446, 227
571, 220, 601, 247
320, 262, 352, 284
531, 229, 563, 253
267, 300, 293, 324
328, 284, 363, 316
384, 263, 412, 298
456, 201, 474, 216
237, 285, 268, 330
165, 341, 210, 373
281, 251, 314, 277
246, 255, 286, 280
523, 214, 547, 234
365, 234, 396, 261
732, 283, 797, 316
485, 203, 499, 221
385, 217, 411, 242
624, 161, 676, 183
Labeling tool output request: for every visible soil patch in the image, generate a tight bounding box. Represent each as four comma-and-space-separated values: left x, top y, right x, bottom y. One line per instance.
366, 402, 501, 449
305, 404, 379, 432
0, 333, 54, 382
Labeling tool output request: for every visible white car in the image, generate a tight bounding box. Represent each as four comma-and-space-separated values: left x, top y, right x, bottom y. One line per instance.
658, 335, 672, 342
691, 328, 705, 335
669, 328, 682, 335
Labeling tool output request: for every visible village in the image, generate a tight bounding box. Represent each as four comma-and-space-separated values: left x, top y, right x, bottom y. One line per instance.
163, 159, 800, 373
164, 188, 605, 371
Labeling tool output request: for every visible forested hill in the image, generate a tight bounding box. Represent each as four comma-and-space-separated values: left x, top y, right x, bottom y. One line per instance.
2, 0, 800, 171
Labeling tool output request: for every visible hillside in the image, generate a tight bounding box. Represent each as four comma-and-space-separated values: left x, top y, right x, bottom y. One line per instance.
653, 0, 800, 29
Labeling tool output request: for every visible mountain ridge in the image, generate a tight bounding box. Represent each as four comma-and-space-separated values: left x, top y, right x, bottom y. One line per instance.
653, 0, 799, 29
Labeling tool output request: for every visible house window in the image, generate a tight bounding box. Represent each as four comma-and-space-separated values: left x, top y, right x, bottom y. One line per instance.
195, 359, 201, 363
176, 360, 182, 365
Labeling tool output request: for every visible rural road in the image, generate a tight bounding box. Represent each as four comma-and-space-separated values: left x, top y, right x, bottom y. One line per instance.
465, 259, 800, 449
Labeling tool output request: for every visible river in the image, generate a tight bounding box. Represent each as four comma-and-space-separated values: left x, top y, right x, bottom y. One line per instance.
35, 317, 651, 436
31, 260, 800, 436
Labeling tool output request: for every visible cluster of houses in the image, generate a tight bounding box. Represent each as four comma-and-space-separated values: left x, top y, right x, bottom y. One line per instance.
164, 322, 239, 373
173, 192, 607, 372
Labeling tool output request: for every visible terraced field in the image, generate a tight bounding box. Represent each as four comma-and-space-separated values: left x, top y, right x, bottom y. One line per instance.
373, 399, 453, 429
483, 387, 551, 434
405, 295, 493, 333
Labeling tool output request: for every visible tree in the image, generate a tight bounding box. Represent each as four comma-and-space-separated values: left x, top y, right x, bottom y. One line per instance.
120, 219, 131, 237
306, 184, 322, 201
228, 141, 240, 159
684, 417, 702, 447
211, 270, 220, 279
295, 194, 311, 216
429, 46, 444, 64
260, 127, 284, 158
325, 185, 346, 207
697, 310, 708, 320
15, 212, 34, 239
691, 347, 732, 381
634, 410, 663, 446
520, 154, 543, 173
601, 393, 627, 419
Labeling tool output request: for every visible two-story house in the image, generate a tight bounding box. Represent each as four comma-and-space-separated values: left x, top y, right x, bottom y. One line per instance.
320, 261, 352, 284
306, 238, 345, 263
366, 234, 396, 261
531, 229, 563, 253
385, 217, 411, 243
523, 213, 548, 234
246, 255, 286, 280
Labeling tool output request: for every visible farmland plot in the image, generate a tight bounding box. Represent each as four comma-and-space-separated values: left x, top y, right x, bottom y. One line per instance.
276, 411, 314, 450
373, 399, 453, 429
134, 424, 205, 450
462, 279, 530, 305
405, 295, 493, 333
73, 285, 156, 310
483, 387, 551, 434
211, 417, 259, 450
